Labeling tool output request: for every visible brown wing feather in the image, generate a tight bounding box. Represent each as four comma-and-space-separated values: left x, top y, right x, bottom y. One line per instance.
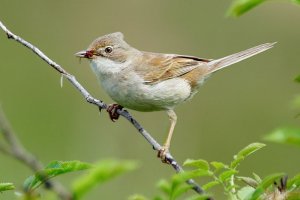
134, 52, 210, 84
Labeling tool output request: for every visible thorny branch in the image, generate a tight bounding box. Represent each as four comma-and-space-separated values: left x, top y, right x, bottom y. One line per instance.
0, 108, 72, 200
0, 20, 204, 195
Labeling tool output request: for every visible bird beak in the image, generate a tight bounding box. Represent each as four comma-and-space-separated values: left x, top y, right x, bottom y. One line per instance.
74, 50, 88, 58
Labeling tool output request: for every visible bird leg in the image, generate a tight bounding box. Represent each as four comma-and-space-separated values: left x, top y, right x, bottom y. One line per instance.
158, 109, 177, 163
107, 104, 123, 122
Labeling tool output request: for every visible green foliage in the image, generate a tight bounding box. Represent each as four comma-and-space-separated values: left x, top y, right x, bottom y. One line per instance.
156, 169, 212, 200
135, 142, 272, 200
293, 0, 300, 4
24, 160, 92, 192
288, 173, 300, 188
231, 143, 266, 169
249, 173, 285, 200
0, 182, 15, 192
264, 128, 300, 147
227, 0, 266, 17
237, 186, 255, 200
295, 75, 300, 83
183, 159, 210, 171
227, 0, 300, 17
72, 159, 138, 200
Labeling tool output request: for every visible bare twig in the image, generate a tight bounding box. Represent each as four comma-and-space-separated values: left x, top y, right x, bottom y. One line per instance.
0, 108, 72, 199
0, 20, 204, 194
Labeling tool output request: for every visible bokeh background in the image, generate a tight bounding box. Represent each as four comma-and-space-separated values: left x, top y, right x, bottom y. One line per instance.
0, 0, 300, 199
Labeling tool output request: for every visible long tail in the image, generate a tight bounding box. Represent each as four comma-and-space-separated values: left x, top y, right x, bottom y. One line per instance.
207, 42, 276, 74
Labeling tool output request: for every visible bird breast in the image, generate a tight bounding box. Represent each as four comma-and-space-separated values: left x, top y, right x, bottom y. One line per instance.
95, 67, 192, 112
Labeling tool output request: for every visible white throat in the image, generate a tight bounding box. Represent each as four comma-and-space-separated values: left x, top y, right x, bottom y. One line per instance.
90, 57, 130, 78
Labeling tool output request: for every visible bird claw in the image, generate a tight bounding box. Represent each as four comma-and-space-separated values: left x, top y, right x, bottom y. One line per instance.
107, 104, 123, 122
157, 147, 170, 164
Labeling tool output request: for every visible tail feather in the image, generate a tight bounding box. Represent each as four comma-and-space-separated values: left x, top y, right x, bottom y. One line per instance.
207, 42, 276, 74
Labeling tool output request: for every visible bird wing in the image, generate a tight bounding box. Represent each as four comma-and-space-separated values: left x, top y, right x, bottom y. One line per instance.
135, 52, 211, 84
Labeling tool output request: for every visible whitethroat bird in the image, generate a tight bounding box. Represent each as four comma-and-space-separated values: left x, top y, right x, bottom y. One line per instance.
75, 32, 275, 162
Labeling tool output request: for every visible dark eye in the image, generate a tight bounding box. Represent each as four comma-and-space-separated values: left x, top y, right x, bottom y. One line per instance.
104, 46, 113, 53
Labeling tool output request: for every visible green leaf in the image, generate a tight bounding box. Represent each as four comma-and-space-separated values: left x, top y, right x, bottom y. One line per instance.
170, 169, 212, 198
264, 128, 300, 147
153, 196, 164, 200
172, 169, 212, 186
237, 186, 255, 200
202, 180, 220, 190
250, 173, 285, 200
227, 0, 266, 17
295, 74, 300, 82
287, 173, 300, 189
171, 184, 193, 199
157, 179, 171, 195
0, 183, 15, 192
72, 159, 137, 199
210, 161, 228, 171
236, 143, 266, 159
231, 143, 266, 168
183, 159, 210, 171
219, 170, 238, 182
24, 160, 91, 191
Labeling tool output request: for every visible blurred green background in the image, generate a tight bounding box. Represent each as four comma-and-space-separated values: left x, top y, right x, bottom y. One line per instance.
0, 0, 299, 199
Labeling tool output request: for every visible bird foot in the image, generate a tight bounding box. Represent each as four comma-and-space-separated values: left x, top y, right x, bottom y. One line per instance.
157, 146, 170, 164
107, 104, 123, 122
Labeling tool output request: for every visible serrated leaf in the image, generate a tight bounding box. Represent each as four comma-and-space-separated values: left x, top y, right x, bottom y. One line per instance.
231, 143, 266, 168
202, 180, 220, 190
183, 159, 210, 171
237, 186, 255, 200
72, 159, 137, 199
0, 183, 15, 192
227, 0, 266, 17
210, 161, 228, 171
249, 173, 285, 200
24, 160, 91, 191
237, 176, 258, 188
219, 170, 238, 182
264, 128, 300, 147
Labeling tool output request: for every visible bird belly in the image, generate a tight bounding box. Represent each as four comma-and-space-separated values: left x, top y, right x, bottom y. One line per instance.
100, 74, 191, 112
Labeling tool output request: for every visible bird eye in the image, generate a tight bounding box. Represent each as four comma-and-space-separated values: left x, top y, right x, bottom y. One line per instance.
104, 46, 113, 53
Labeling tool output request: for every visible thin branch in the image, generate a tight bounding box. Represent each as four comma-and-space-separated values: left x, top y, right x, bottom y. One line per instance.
0, 20, 204, 194
0, 108, 72, 200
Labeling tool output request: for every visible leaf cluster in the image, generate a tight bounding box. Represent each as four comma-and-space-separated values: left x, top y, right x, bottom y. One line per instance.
129, 143, 300, 200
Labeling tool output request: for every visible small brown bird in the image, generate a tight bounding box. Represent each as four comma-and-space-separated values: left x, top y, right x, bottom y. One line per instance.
75, 32, 275, 161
